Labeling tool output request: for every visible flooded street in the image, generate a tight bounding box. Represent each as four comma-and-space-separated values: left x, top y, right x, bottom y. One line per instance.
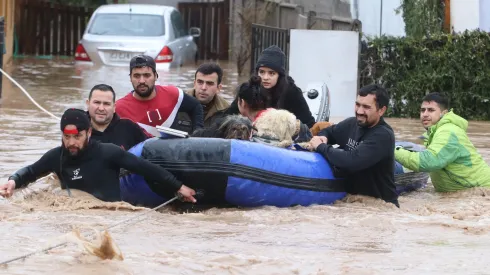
1, 59, 490, 274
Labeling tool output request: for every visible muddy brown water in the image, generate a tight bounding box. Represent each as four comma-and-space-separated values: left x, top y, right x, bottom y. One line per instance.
1, 59, 490, 274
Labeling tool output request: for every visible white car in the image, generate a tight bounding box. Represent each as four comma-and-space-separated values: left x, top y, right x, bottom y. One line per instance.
74, 4, 200, 69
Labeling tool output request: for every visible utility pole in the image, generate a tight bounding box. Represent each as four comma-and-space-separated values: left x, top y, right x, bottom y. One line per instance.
379, 0, 383, 36
353, 0, 359, 20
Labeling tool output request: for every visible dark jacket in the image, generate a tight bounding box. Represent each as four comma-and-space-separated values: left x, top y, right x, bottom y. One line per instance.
89, 112, 149, 151
225, 76, 316, 128
173, 89, 230, 134
316, 117, 398, 206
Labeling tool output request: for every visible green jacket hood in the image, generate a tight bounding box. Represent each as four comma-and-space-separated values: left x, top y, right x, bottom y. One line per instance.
431, 110, 468, 132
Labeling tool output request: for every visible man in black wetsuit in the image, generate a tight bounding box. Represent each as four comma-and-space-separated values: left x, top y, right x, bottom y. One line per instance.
308, 84, 398, 207
0, 108, 196, 203
86, 84, 149, 151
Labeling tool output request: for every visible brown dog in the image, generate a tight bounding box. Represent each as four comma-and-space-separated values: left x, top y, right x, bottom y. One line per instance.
310, 121, 334, 136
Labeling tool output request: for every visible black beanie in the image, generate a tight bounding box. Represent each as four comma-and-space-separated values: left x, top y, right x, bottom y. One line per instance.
255, 45, 286, 75
60, 108, 90, 133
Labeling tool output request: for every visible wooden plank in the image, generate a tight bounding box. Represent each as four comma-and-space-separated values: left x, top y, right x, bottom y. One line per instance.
207, 4, 214, 58
219, 0, 230, 59
37, 2, 46, 55
217, 0, 229, 60
65, 6, 71, 55
80, 7, 87, 39
210, 3, 217, 57
38, 2, 45, 55
25, 1, 36, 54
45, 3, 52, 55
178, 0, 230, 60
52, 4, 59, 55
59, 5, 66, 56
13, 1, 96, 56
202, 4, 208, 59
444, 0, 451, 32
17, 0, 26, 54
22, 1, 29, 54
72, 6, 80, 55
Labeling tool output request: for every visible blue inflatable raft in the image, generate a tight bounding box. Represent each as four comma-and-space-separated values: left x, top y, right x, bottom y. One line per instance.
119, 138, 428, 208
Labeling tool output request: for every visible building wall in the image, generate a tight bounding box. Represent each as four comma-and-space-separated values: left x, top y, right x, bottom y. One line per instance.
0, 0, 15, 66
451, 0, 479, 33
291, 0, 351, 20
450, 0, 490, 33
350, 0, 489, 38
480, 0, 490, 32
351, 0, 405, 38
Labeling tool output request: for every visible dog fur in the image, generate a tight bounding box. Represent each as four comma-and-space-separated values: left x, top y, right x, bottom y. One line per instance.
252, 109, 298, 148
252, 109, 315, 151
191, 114, 254, 140
191, 110, 314, 151
310, 121, 334, 136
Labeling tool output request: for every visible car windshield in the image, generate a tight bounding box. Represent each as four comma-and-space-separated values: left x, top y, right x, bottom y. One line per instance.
88, 13, 165, 36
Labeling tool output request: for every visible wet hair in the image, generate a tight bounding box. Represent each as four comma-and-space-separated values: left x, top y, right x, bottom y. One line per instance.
195, 63, 223, 84
422, 92, 449, 110
237, 76, 271, 111
88, 84, 116, 103
358, 84, 390, 109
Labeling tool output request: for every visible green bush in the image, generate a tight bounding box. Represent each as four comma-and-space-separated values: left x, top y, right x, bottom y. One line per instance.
359, 30, 490, 120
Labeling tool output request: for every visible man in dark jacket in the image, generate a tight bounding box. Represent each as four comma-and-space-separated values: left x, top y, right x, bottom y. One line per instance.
174, 63, 230, 133
86, 84, 150, 150
308, 84, 398, 207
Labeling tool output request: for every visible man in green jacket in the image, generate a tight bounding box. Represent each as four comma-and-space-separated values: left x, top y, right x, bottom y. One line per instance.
395, 92, 490, 192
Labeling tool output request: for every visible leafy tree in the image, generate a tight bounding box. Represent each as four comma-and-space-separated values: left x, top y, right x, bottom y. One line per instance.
359, 30, 490, 120
396, 0, 445, 38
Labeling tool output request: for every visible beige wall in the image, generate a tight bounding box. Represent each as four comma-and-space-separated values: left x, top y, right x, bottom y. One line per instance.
0, 0, 15, 66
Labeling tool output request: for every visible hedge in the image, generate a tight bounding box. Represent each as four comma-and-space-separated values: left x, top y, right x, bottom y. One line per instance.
359, 30, 490, 120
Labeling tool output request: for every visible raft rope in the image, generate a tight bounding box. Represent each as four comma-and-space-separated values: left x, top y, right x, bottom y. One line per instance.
0, 68, 60, 120
0, 195, 179, 266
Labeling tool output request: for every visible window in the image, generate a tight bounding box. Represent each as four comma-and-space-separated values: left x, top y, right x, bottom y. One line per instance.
88, 13, 165, 37
170, 11, 187, 38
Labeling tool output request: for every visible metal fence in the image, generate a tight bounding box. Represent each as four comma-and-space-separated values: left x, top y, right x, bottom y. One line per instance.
250, 23, 289, 75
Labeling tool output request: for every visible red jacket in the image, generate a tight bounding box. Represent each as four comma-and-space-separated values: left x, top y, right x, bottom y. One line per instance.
116, 85, 204, 136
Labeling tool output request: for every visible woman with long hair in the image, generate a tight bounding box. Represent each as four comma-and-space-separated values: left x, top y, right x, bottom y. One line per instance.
226, 45, 316, 128
236, 75, 312, 144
